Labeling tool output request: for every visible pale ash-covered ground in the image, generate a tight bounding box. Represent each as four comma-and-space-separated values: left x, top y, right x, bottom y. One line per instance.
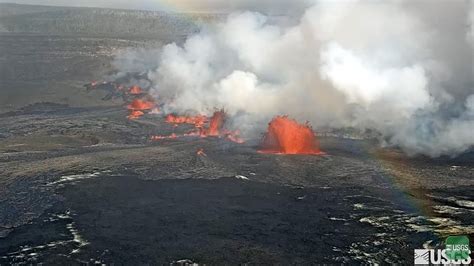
0, 3, 473, 264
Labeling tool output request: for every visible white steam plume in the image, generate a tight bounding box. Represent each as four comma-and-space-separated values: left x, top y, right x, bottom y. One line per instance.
113, 0, 474, 157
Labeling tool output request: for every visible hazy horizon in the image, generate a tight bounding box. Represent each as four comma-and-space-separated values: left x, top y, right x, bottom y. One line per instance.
0, 0, 314, 14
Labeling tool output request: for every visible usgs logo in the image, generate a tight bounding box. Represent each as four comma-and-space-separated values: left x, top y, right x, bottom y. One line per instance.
414, 249, 471, 265
414, 236, 471, 265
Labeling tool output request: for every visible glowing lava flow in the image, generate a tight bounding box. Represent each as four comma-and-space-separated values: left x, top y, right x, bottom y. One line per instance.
129, 85, 143, 95
127, 99, 154, 111
196, 148, 207, 156
223, 129, 245, 144
127, 110, 145, 120
259, 116, 324, 155
152, 109, 244, 144
165, 114, 208, 128
126, 99, 155, 120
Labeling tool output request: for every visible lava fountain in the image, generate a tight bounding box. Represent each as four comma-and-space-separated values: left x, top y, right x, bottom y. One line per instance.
259, 116, 324, 155
202, 110, 225, 137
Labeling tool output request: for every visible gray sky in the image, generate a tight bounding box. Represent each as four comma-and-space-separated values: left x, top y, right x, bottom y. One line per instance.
0, 0, 314, 13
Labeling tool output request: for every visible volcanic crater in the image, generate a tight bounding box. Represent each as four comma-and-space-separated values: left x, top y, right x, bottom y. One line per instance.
0, 3, 473, 265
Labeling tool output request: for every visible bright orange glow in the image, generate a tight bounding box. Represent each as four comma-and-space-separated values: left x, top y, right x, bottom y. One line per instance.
127, 110, 145, 120
222, 129, 244, 144
259, 116, 324, 155
165, 114, 208, 127
129, 85, 143, 95
196, 148, 207, 156
127, 99, 154, 111
152, 109, 244, 144
203, 110, 225, 136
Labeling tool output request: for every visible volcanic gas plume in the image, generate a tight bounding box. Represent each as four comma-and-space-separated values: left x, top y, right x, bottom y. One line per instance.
110, 0, 474, 157
259, 116, 323, 155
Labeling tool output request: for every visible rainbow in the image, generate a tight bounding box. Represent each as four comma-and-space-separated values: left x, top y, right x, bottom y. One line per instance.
136, 0, 222, 14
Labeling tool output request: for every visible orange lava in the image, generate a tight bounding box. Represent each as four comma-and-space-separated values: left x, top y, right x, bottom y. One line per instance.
259, 116, 324, 155
223, 130, 245, 144
203, 110, 225, 136
129, 85, 143, 95
127, 99, 154, 111
196, 148, 207, 156
127, 110, 145, 120
165, 114, 208, 127
152, 109, 244, 144
126, 99, 155, 120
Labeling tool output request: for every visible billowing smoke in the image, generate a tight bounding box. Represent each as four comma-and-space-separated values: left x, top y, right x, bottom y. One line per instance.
113, 0, 474, 157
